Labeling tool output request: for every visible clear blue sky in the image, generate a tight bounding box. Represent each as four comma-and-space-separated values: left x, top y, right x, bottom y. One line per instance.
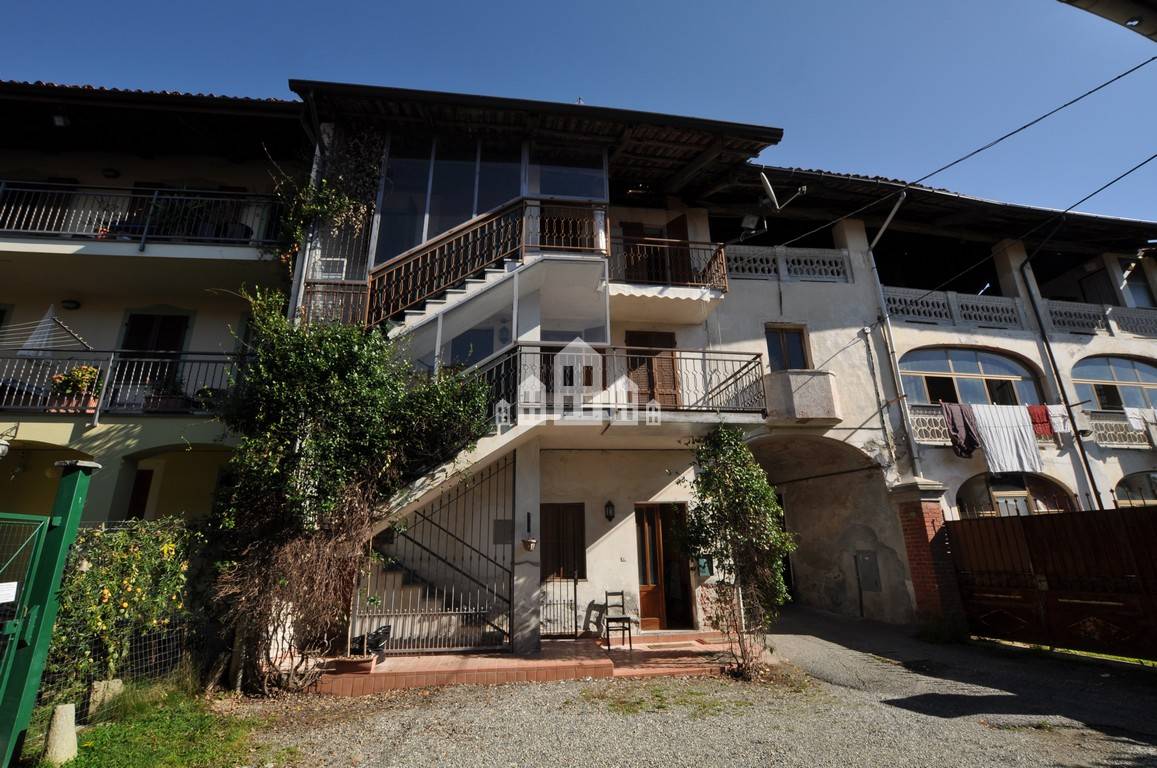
5, 0, 1155, 220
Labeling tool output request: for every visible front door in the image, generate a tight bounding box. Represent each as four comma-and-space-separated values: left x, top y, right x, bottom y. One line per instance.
635, 503, 693, 630
624, 330, 679, 409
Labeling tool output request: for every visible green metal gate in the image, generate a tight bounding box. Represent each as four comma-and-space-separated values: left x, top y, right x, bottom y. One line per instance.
0, 461, 97, 767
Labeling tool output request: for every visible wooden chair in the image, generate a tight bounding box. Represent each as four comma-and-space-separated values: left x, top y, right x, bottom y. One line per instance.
604, 590, 632, 650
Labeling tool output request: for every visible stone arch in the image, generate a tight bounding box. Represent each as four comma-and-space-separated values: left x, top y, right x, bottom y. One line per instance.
955, 471, 1076, 518
1113, 470, 1157, 506
111, 442, 233, 522
747, 434, 914, 624
0, 439, 94, 516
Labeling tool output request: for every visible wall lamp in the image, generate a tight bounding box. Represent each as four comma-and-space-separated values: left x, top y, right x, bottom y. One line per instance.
0, 425, 18, 460
604, 500, 615, 522
61, 299, 81, 311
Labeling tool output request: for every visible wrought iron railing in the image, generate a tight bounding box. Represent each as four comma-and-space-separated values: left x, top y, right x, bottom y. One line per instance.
907, 403, 1056, 447
351, 454, 514, 653
367, 199, 607, 327
883, 286, 1026, 330
0, 180, 279, 249
477, 343, 765, 425
1087, 410, 1151, 449
0, 350, 238, 417
609, 237, 728, 290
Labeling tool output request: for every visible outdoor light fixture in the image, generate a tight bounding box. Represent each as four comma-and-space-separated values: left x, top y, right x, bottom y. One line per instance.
1125, 15, 1142, 27
60, 299, 81, 311
604, 500, 615, 522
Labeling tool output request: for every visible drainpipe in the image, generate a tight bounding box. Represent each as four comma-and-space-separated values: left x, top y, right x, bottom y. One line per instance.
1018, 249, 1105, 510
864, 192, 924, 479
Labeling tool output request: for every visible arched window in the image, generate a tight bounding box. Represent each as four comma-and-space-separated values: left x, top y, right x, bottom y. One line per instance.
1114, 471, 1157, 506
900, 348, 1042, 406
956, 473, 1074, 518
1072, 356, 1157, 411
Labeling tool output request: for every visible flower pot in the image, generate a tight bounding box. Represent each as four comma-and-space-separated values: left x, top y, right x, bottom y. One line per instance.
329, 656, 376, 674
47, 394, 99, 414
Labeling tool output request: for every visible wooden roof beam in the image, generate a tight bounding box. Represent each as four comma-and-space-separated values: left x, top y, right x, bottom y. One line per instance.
664, 138, 725, 193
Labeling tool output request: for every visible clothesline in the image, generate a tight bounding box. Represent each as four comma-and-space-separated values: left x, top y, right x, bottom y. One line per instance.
938, 401, 1073, 474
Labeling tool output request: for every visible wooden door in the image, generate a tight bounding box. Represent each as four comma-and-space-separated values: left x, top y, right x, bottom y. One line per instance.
635, 505, 665, 630
624, 331, 679, 409
664, 214, 693, 284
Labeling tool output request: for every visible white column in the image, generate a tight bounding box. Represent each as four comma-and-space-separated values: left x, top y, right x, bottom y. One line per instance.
511, 439, 542, 655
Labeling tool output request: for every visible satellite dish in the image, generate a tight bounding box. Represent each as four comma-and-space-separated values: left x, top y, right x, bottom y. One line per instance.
759, 172, 806, 212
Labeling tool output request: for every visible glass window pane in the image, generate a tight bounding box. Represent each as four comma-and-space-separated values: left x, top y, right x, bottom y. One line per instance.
1121, 258, 1156, 308
1120, 385, 1147, 408
785, 331, 807, 369
902, 375, 928, 403
765, 330, 786, 371
529, 145, 605, 199
477, 139, 522, 213
1110, 357, 1140, 382
986, 378, 1018, 406
1094, 383, 1123, 410
957, 378, 989, 404
899, 348, 950, 372
925, 376, 957, 403
426, 137, 477, 238
977, 352, 1023, 377
1135, 361, 1157, 383
1074, 382, 1095, 408
1073, 356, 1112, 382
1014, 379, 1042, 405
374, 134, 432, 264
947, 349, 981, 374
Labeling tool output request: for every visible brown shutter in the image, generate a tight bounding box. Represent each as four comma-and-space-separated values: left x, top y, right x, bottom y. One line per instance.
664, 214, 693, 284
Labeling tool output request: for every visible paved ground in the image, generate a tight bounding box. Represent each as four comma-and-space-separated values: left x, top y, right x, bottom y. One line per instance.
248, 608, 1157, 768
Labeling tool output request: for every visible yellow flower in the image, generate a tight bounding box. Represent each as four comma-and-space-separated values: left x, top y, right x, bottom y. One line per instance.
160, 541, 176, 559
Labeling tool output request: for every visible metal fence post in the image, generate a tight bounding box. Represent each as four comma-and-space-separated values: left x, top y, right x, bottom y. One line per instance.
138, 189, 159, 252
0, 460, 98, 768
88, 352, 116, 428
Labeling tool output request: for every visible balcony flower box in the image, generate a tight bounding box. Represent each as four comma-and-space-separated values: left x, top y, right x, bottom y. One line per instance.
47, 394, 99, 414
47, 364, 102, 414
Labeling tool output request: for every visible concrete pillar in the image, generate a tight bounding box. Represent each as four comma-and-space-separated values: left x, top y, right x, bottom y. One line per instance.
991, 239, 1034, 300
890, 478, 965, 628
43, 703, 77, 765
511, 439, 541, 655
832, 218, 869, 252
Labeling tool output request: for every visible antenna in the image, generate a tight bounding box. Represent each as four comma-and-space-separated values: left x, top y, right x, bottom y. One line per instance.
759, 172, 806, 212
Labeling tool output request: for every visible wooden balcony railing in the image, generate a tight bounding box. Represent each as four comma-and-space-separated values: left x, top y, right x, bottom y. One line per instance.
0, 349, 239, 418
300, 280, 369, 326
0, 180, 279, 249
365, 199, 607, 327
608, 237, 728, 291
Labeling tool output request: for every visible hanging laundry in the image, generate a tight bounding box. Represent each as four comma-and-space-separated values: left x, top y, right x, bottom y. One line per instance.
940, 402, 981, 458
1123, 406, 1146, 431
1045, 404, 1072, 435
1026, 404, 1053, 439
971, 404, 1044, 474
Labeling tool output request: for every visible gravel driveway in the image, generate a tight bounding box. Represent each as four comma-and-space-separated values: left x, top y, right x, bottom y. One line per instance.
248, 609, 1157, 768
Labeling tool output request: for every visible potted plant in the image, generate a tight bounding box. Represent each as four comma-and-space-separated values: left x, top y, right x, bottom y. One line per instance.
48, 365, 102, 414
143, 373, 190, 412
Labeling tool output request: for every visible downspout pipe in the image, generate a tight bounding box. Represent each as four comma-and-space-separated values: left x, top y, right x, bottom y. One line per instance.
865, 192, 924, 479
1018, 245, 1105, 510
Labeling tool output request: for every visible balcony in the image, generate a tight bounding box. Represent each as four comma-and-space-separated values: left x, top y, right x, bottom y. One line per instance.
728, 246, 852, 283
883, 286, 1027, 330
1043, 299, 1157, 338
478, 343, 765, 424
0, 180, 279, 253
0, 350, 238, 418
763, 369, 841, 426
1085, 410, 1152, 449
907, 403, 1055, 447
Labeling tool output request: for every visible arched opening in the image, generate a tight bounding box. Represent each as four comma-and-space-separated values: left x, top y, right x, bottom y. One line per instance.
1114, 471, 1157, 506
899, 347, 1043, 406
955, 472, 1074, 518
1072, 355, 1157, 411
114, 443, 232, 521
748, 434, 913, 624
0, 440, 93, 516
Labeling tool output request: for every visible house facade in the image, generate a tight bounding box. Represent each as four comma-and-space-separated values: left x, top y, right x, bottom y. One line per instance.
0, 82, 305, 522
290, 82, 1157, 654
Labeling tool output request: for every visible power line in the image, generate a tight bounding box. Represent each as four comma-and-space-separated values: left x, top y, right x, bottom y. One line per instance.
771, 55, 1157, 249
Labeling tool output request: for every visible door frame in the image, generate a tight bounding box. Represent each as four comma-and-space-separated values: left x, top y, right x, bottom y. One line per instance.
634, 502, 694, 631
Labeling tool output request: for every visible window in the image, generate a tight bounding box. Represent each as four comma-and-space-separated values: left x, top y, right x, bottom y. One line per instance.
900, 348, 1042, 406
528, 145, 606, 199
121, 313, 189, 352
1072, 355, 1157, 411
374, 134, 433, 265
540, 503, 586, 579
955, 472, 1074, 518
1119, 257, 1155, 308
765, 325, 809, 370
1115, 471, 1157, 506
